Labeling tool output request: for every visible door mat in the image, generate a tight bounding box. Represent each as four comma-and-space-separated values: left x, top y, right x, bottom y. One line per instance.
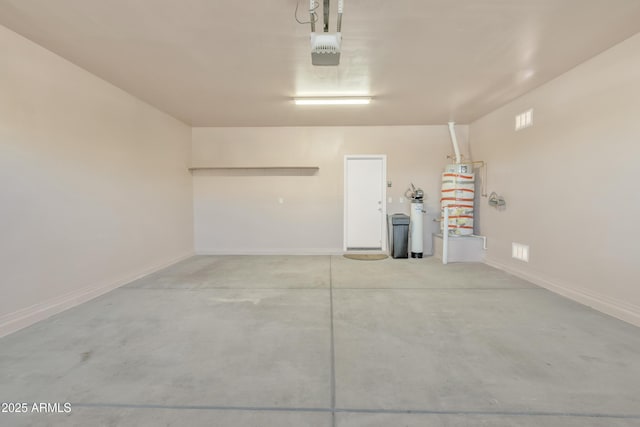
343, 254, 389, 261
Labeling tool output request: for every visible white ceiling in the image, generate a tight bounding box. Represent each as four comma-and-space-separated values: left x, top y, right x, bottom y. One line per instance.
1, 0, 639, 126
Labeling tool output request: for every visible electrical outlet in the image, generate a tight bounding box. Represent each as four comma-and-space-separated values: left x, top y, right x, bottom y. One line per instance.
512, 243, 529, 262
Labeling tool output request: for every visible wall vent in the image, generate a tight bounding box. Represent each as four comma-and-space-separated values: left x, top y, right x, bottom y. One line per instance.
512, 242, 530, 262
515, 109, 533, 131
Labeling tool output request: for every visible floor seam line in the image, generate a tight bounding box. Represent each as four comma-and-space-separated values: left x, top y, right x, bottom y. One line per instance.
68, 403, 640, 419
119, 287, 329, 291
332, 408, 640, 418
329, 255, 336, 427
71, 403, 330, 413
120, 287, 540, 291
332, 287, 541, 291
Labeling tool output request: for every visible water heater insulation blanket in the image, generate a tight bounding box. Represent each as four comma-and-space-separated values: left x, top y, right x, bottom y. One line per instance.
441, 170, 475, 236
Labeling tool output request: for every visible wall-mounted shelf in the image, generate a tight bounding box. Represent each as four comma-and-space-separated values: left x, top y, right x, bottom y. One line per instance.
188, 166, 319, 176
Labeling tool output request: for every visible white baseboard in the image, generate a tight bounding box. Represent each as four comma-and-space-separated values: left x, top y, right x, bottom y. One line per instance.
484, 256, 640, 328
195, 248, 344, 256
0, 251, 194, 338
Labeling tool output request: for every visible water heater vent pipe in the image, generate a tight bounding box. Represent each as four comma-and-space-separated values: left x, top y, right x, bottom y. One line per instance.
447, 121, 461, 164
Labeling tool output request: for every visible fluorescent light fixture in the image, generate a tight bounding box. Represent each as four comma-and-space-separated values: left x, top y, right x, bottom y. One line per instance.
294, 97, 371, 106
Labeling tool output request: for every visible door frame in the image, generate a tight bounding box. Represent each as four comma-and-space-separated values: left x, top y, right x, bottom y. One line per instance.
343, 155, 388, 252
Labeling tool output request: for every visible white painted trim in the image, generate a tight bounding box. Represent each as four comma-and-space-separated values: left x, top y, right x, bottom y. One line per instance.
343, 155, 388, 252
0, 251, 194, 338
195, 248, 343, 256
484, 256, 640, 328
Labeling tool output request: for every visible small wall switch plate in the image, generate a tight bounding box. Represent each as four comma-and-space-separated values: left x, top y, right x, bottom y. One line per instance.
388, 197, 393, 203
512, 243, 529, 262
515, 109, 533, 131
278, 197, 284, 204
399, 197, 404, 203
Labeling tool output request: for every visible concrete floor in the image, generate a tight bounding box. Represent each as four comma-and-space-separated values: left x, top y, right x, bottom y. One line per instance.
1, 256, 640, 426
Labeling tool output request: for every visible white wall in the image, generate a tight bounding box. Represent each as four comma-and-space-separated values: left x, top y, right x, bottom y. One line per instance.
192, 126, 468, 254
0, 26, 194, 336
470, 33, 640, 326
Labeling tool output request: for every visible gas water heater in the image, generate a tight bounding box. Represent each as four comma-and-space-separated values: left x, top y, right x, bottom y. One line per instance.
441, 163, 475, 235
406, 184, 425, 258
441, 122, 477, 236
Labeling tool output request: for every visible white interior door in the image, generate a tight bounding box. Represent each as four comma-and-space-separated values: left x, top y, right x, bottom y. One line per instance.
344, 156, 386, 250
